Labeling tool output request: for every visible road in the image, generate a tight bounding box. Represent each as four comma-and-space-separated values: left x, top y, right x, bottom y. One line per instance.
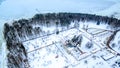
25, 26, 118, 61
77, 28, 117, 56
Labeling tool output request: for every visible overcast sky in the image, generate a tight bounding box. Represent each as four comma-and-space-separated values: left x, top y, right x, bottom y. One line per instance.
0, 0, 117, 20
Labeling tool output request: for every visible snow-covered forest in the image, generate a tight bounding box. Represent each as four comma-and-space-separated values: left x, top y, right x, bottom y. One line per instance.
0, 0, 120, 68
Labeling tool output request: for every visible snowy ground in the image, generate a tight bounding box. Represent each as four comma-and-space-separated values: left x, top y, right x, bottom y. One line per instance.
0, 0, 120, 68
22, 22, 119, 68
110, 31, 120, 54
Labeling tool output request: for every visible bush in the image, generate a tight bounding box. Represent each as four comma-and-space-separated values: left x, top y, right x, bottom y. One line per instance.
111, 43, 116, 48
85, 42, 93, 49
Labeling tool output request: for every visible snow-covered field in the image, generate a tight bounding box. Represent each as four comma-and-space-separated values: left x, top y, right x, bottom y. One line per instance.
22, 22, 118, 68
110, 31, 120, 54
0, 0, 120, 68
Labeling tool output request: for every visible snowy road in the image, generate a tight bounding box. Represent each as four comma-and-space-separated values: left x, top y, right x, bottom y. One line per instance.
77, 28, 118, 56
1, 0, 120, 67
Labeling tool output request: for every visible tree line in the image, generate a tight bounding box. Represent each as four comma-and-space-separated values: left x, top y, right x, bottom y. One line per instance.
3, 12, 120, 68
